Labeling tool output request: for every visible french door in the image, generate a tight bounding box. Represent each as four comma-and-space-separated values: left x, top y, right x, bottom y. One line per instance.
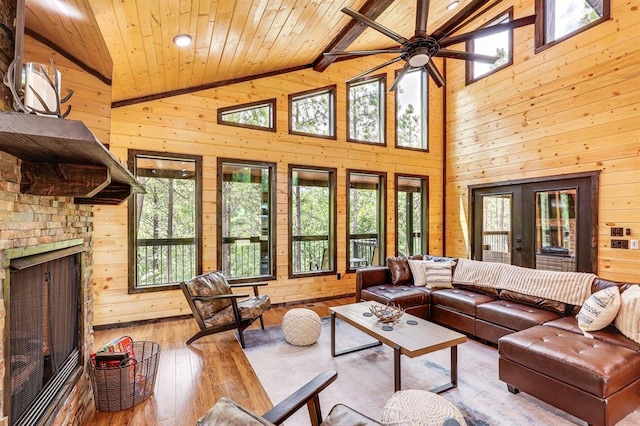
471, 173, 598, 272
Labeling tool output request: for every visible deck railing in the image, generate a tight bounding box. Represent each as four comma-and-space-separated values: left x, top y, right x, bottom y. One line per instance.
136, 238, 196, 286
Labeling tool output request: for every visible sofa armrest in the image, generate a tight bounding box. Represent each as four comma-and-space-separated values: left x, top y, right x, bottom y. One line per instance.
356, 267, 392, 301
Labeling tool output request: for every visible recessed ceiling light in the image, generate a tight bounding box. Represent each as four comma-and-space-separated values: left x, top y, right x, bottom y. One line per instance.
173, 34, 192, 47
447, 1, 460, 11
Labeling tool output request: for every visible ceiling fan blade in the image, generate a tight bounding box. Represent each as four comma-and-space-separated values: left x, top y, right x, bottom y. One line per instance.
439, 15, 537, 48
346, 56, 403, 83
388, 61, 412, 92
415, 0, 430, 38
324, 48, 403, 57
425, 60, 445, 88
341, 7, 409, 45
436, 49, 499, 63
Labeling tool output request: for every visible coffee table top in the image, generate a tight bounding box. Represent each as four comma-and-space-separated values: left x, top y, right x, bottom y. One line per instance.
330, 301, 466, 357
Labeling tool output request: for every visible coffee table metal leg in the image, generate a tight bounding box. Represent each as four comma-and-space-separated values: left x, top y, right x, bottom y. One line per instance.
330, 311, 381, 357
430, 345, 458, 394
394, 345, 401, 392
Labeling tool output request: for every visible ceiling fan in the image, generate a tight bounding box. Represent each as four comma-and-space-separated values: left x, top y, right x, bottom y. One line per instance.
325, 0, 536, 90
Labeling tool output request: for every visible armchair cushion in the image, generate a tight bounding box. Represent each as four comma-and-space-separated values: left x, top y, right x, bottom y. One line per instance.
321, 403, 382, 426
185, 271, 232, 320
204, 295, 271, 328
197, 397, 275, 426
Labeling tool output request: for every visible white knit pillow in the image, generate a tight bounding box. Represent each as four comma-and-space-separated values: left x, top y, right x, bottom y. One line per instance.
424, 262, 454, 289
408, 260, 434, 287
614, 285, 640, 344
576, 286, 620, 337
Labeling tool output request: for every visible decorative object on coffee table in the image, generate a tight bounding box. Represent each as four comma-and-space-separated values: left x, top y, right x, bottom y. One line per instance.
380, 389, 466, 426
282, 308, 321, 346
369, 303, 404, 323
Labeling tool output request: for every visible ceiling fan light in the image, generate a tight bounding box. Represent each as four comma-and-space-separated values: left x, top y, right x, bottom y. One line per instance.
447, 1, 460, 11
173, 34, 192, 47
408, 53, 430, 67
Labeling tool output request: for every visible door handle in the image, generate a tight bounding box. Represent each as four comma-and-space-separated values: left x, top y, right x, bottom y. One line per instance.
514, 246, 522, 251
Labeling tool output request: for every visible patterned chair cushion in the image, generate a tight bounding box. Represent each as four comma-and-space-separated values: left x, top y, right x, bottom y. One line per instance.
197, 397, 274, 426
185, 271, 232, 321
204, 295, 271, 328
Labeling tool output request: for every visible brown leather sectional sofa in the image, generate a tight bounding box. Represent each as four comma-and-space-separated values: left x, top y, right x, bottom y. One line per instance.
355, 256, 640, 426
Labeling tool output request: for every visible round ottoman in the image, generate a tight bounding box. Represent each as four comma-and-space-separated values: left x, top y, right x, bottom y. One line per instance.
380, 390, 466, 426
282, 308, 321, 346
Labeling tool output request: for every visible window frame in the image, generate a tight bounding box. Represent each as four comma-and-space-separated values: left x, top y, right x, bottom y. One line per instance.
288, 85, 337, 140
394, 68, 428, 152
535, 0, 611, 53
346, 169, 387, 273
346, 74, 387, 146
395, 174, 429, 257
288, 165, 337, 279
217, 98, 277, 132
465, 9, 514, 85
217, 158, 277, 283
127, 150, 203, 293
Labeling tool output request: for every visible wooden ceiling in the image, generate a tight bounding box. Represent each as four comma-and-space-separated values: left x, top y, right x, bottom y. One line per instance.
25, 0, 480, 103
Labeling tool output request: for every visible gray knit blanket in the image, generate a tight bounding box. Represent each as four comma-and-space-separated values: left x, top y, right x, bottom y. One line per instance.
453, 259, 595, 305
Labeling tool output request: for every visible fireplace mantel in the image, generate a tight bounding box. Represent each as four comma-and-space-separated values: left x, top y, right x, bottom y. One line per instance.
0, 111, 144, 205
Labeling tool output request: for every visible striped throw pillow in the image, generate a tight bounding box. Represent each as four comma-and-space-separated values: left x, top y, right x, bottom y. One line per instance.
615, 285, 640, 344
576, 286, 620, 337
408, 260, 434, 287
424, 262, 454, 289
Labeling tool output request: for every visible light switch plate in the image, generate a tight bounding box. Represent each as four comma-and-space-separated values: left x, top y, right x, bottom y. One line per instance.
631, 240, 639, 250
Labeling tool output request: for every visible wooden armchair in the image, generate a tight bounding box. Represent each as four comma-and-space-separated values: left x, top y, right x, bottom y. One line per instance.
196, 370, 383, 426
180, 271, 271, 348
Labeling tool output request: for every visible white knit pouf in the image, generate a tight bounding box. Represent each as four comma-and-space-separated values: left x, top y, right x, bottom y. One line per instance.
380, 390, 466, 426
281, 308, 321, 346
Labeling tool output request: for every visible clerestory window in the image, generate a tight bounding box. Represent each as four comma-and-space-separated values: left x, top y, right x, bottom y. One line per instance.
217, 99, 276, 132
347, 74, 386, 145
289, 86, 336, 139
395, 68, 428, 151
466, 10, 514, 84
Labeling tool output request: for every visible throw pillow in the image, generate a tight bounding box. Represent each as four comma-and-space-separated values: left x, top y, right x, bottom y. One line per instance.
387, 256, 412, 285
614, 285, 640, 344
576, 286, 621, 337
408, 260, 434, 287
424, 262, 454, 289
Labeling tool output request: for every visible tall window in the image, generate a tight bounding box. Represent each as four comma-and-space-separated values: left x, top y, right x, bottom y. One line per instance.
347, 75, 386, 145
395, 68, 427, 150
466, 10, 513, 84
536, 0, 610, 51
217, 99, 276, 132
289, 85, 337, 138
128, 151, 202, 292
396, 175, 429, 257
289, 166, 336, 277
218, 160, 276, 281
347, 170, 386, 271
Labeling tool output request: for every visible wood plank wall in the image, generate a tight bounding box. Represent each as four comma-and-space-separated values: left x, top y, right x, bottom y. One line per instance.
445, 0, 640, 282
93, 56, 445, 325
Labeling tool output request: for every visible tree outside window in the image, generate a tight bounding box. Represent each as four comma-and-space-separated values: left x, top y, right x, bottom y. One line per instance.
466, 10, 513, 83
218, 160, 276, 281
289, 86, 336, 138
347, 75, 386, 144
536, 0, 609, 50
217, 99, 276, 132
128, 151, 202, 292
395, 69, 427, 150
396, 175, 429, 257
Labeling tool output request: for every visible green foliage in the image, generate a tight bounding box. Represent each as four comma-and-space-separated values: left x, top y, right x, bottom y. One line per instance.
349, 80, 382, 142
291, 91, 332, 135
222, 104, 272, 128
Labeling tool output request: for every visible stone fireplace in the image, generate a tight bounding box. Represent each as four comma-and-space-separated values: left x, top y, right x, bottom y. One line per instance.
0, 150, 94, 425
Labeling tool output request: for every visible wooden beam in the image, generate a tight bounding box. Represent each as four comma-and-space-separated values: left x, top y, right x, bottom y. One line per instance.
312, 0, 396, 72
20, 162, 110, 197
75, 182, 133, 205
432, 0, 502, 39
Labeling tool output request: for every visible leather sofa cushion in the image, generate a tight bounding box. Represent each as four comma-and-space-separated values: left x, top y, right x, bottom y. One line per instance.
361, 285, 429, 308
431, 289, 495, 316
452, 283, 500, 297
545, 316, 640, 351
499, 289, 569, 314
387, 257, 412, 285
476, 300, 561, 331
499, 325, 640, 398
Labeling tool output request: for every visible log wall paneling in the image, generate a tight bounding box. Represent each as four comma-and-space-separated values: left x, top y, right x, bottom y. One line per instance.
444, 0, 640, 282
92, 55, 445, 325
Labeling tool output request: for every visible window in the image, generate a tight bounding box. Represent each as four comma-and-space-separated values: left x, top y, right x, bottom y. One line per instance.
289, 85, 336, 139
466, 10, 513, 84
535, 0, 610, 51
396, 175, 429, 256
395, 68, 427, 150
217, 98, 276, 132
218, 160, 276, 281
289, 166, 337, 277
347, 75, 386, 144
129, 151, 202, 292
347, 170, 386, 271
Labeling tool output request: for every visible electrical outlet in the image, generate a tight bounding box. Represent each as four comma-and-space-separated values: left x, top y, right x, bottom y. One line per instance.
611, 239, 629, 249
631, 240, 639, 250
611, 227, 624, 237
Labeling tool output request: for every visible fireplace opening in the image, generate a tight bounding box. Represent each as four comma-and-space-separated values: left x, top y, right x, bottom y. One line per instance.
6, 245, 84, 426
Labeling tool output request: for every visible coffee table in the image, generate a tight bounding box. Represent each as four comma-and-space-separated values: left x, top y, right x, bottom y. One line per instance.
330, 301, 466, 393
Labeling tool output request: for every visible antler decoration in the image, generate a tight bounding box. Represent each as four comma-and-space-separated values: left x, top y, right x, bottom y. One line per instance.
369, 303, 405, 323
3, 57, 74, 118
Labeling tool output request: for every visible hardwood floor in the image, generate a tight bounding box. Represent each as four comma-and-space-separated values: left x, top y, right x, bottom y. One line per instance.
81, 296, 355, 425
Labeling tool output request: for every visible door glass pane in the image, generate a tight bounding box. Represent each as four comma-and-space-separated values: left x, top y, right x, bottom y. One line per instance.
535, 189, 577, 271
397, 176, 427, 256
348, 172, 384, 269
482, 194, 512, 264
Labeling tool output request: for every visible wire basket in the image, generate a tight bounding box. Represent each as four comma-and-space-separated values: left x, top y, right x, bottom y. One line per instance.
88, 341, 160, 412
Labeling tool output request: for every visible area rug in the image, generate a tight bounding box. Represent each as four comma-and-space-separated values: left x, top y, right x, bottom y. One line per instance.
242, 318, 640, 425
